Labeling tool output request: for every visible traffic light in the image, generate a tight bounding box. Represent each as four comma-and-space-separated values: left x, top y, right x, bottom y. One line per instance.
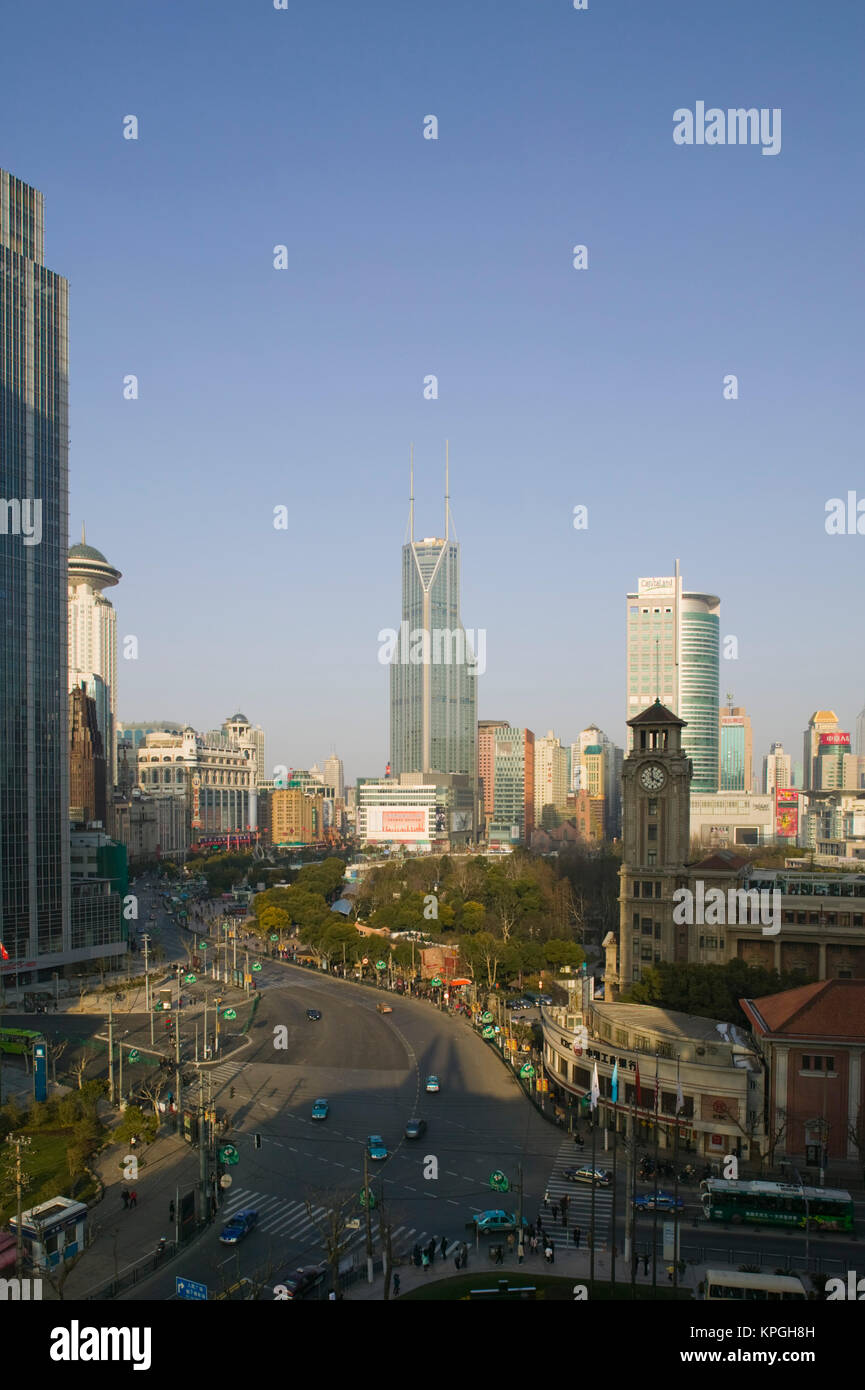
253, 1133, 262, 1149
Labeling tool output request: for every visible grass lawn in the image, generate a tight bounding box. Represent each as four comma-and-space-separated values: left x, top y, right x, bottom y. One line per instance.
0, 1128, 99, 1224
400, 1273, 689, 1301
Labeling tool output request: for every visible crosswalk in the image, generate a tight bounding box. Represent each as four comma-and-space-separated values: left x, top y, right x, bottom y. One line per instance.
187, 1059, 245, 1098
538, 1138, 615, 1251
218, 1186, 448, 1267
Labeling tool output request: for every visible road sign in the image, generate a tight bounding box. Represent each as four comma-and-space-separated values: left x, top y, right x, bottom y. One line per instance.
520, 1063, 535, 1079
223, 1008, 237, 1020
185, 974, 197, 983
252, 962, 262, 972
375, 960, 387, 971
128, 1048, 140, 1064
220, 1175, 232, 1189
199, 942, 208, 951
359, 1187, 376, 1208
176, 1277, 208, 1301
489, 1170, 509, 1192
270, 934, 279, 942
482, 1026, 495, 1039
481, 1011, 494, 1023
219, 1144, 239, 1165
430, 977, 442, 987
153, 1001, 163, 1011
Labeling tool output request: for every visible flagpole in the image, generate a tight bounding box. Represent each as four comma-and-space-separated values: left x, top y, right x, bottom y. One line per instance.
673, 1056, 683, 1292
610, 1098, 618, 1291
630, 1065, 640, 1295
652, 1050, 660, 1295
589, 1107, 597, 1286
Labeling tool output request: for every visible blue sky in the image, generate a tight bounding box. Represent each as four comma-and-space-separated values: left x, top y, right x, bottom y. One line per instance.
4, 0, 863, 783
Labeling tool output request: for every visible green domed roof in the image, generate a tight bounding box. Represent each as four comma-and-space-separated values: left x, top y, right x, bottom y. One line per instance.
69, 542, 109, 564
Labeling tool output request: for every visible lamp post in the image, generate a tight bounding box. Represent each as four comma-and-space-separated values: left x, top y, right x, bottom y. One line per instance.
782, 1159, 810, 1270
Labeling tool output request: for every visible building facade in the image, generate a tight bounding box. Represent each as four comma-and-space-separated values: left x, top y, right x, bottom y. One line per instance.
488, 726, 534, 846
719, 704, 753, 792
763, 742, 793, 795
136, 728, 254, 839
1, 170, 72, 986
803, 710, 839, 790
68, 529, 121, 785
534, 730, 569, 823
627, 564, 720, 792
69, 683, 107, 827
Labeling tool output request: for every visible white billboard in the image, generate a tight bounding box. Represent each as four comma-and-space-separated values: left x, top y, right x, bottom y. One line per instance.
365, 806, 430, 842
638, 577, 676, 597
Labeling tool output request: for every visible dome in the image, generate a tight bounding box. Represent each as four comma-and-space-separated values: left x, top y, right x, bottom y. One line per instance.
227, 712, 249, 724
68, 526, 121, 588
69, 541, 109, 564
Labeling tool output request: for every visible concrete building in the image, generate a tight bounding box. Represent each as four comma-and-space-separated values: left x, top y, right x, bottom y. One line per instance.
356, 772, 474, 852
68, 528, 121, 786
857, 700, 865, 759
271, 787, 325, 846
478, 719, 508, 828
324, 753, 345, 801
541, 995, 763, 1161
803, 710, 840, 790
534, 730, 569, 823
719, 704, 753, 792
627, 563, 720, 792
112, 791, 159, 864
136, 727, 254, 840
487, 726, 534, 847
689, 792, 777, 850
740, 980, 865, 1166
763, 742, 792, 795
801, 789, 865, 861
389, 453, 477, 782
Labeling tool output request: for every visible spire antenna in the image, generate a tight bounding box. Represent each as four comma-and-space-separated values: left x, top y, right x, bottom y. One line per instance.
445, 439, 450, 541
409, 443, 414, 543
81, 521, 85, 544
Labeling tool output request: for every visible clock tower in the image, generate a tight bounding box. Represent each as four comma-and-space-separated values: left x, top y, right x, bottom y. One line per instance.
605, 699, 692, 999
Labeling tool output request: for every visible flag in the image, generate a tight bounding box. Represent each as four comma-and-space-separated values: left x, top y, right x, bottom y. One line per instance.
635, 1062, 641, 1108
590, 1061, 600, 1111
676, 1059, 684, 1115
654, 1056, 660, 1113
0, 941, 8, 961
611, 1060, 619, 1105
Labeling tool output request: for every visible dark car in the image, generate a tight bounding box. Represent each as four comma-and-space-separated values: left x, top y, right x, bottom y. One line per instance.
404, 1118, 427, 1140
562, 1166, 613, 1187
633, 1191, 684, 1212
306, 1009, 322, 1021
219, 1208, 259, 1244
277, 1266, 328, 1300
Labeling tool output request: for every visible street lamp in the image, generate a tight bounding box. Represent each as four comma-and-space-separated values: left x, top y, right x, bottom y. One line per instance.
781, 1159, 810, 1271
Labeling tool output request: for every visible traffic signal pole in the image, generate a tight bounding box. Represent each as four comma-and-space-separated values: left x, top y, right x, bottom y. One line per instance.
364, 1151, 374, 1284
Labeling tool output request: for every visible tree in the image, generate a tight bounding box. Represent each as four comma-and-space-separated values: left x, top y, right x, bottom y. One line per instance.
460, 932, 507, 988
303, 1187, 357, 1296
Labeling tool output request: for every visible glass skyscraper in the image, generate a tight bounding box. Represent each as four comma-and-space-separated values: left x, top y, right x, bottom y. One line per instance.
389, 458, 477, 779
1, 170, 70, 971
626, 560, 720, 792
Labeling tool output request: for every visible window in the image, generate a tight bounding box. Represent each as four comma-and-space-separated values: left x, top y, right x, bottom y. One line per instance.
647, 799, 657, 814
647, 825, 657, 841
647, 851, 657, 865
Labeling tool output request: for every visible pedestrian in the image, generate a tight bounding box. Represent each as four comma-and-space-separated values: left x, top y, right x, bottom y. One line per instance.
440, 1235, 447, 1258
517, 1240, 524, 1264
129, 1189, 138, 1209
544, 1188, 550, 1207
495, 1246, 504, 1265
393, 1273, 401, 1296
421, 1251, 430, 1273
527, 1222, 534, 1241
560, 1194, 569, 1221
121, 1188, 129, 1210
427, 1239, 436, 1265
169, 1200, 175, 1222
551, 1202, 559, 1221
412, 1242, 421, 1266
548, 1240, 555, 1264
544, 1244, 553, 1264
454, 1252, 460, 1272
573, 1226, 581, 1249
642, 1253, 650, 1276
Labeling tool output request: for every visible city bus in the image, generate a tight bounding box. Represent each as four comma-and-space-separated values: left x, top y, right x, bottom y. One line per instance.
700, 1268, 809, 1301
700, 1178, 854, 1232
0, 1027, 43, 1056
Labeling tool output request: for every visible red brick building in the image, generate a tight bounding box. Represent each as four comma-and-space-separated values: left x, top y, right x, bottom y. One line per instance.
740, 980, 865, 1168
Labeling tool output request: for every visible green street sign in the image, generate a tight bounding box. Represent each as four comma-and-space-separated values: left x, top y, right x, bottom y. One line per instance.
220, 1144, 239, 1165
431, 977, 442, 987
359, 1187, 376, 1209
223, 1008, 237, 1020
252, 962, 262, 972
520, 1063, 535, 1079
375, 960, 387, 971
482, 1026, 495, 1039
153, 1001, 163, 1011
199, 942, 208, 951
269, 934, 279, 942
128, 1049, 140, 1064
481, 1011, 494, 1023
185, 973, 197, 983
489, 1170, 509, 1192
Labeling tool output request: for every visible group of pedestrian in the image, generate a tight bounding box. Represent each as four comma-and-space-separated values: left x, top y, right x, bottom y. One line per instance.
120, 1188, 138, 1210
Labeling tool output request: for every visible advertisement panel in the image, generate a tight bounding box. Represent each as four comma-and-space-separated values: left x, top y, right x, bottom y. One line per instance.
366, 806, 430, 842
637, 577, 676, 597
775, 787, 799, 839
819, 732, 850, 746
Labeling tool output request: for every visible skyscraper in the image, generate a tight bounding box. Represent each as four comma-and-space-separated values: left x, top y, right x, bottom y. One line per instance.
324, 753, 344, 800
68, 526, 121, 786
1, 170, 70, 974
763, 742, 792, 794
389, 449, 477, 780
856, 700, 865, 758
802, 710, 839, 790
534, 730, 569, 821
626, 561, 720, 792
719, 704, 753, 792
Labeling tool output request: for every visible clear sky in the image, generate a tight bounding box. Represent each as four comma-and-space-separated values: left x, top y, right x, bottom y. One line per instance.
4, 0, 863, 784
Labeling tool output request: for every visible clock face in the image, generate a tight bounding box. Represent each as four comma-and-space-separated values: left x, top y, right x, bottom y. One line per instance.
640, 763, 666, 792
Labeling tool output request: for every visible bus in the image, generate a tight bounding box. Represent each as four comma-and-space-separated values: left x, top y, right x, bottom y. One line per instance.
700, 1178, 854, 1232
701, 1268, 809, 1301
0, 1027, 43, 1056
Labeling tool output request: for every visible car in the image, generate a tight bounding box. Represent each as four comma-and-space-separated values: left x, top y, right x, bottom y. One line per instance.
537, 994, 553, 1006
306, 1009, 322, 1021
376, 1002, 393, 1014
277, 1265, 328, 1300
367, 1134, 388, 1160
506, 998, 526, 1010
470, 1210, 527, 1233
562, 1166, 613, 1187
633, 1191, 684, 1212
404, 1118, 427, 1140
311, 1098, 329, 1120
425, 1075, 440, 1092
219, 1208, 259, 1244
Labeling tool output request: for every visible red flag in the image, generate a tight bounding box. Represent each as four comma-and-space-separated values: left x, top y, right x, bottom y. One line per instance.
0, 942, 8, 960
635, 1062, 641, 1108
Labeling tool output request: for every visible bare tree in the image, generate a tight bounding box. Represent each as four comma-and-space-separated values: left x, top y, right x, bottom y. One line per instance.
69, 1056, 91, 1090
304, 1187, 357, 1296
138, 1072, 168, 1122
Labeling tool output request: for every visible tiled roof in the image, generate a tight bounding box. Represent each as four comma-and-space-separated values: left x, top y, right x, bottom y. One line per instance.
627, 699, 686, 727
740, 979, 865, 1040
